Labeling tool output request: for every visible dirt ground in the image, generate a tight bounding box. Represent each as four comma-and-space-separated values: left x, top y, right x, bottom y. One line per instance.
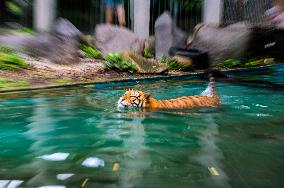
0, 57, 142, 89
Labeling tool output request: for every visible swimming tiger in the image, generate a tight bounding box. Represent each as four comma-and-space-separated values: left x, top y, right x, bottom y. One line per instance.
117, 77, 220, 109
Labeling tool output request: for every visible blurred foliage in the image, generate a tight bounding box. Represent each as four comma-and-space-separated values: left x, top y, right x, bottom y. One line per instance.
215, 59, 241, 69
168, 56, 193, 71
167, 60, 190, 71
0, 77, 30, 88
160, 55, 171, 64
144, 48, 155, 58
159, 55, 193, 71
79, 44, 103, 59
0, 52, 28, 71
182, 0, 202, 10
215, 58, 275, 69
53, 77, 72, 84
104, 52, 137, 73
20, 27, 36, 35
243, 58, 275, 67
243, 59, 266, 67
0, 46, 16, 54
5, 1, 22, 15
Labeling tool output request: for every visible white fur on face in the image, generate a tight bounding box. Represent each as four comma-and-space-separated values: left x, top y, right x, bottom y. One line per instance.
117, 90, 145, 108
117, 97, 129, 108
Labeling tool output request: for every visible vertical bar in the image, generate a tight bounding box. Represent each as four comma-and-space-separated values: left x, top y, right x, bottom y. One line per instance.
203, 0, 223, 25
33, 0, 56, 32
133, 0, 150, 38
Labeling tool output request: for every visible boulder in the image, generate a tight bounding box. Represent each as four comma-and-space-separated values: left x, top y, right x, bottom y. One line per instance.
155, 12, 187, 59
187, 23, 284, 64
187, 23, 251, 65
95, 24, 145, 55
0, 18, 81, 64
121, 52, 168, 74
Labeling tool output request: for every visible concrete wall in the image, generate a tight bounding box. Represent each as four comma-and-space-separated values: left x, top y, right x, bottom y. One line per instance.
133, 0, 150, 38
33, 0, 57, 32
203, 0, 223, 25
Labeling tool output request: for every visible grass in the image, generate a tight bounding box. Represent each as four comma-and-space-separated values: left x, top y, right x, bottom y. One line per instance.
0, 52, 28, 71
215, 58, 275, 69
0, 46, 16, 54
215, 59, 241, 69
104, 53, 138, 73
0, 46, 28, 71
0, 77, 30, 88
79, 44, 103, 59
53, 77, 73, 84
167, 60, 191, 71
144, 48, 155, 58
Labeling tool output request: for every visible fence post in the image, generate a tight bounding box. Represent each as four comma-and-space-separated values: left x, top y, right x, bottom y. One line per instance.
203, 0, 223, 25
133, 0, 150, 38
33, 0, 57, 32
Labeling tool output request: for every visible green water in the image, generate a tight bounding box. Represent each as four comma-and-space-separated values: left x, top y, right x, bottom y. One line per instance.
0, 67, 284, 188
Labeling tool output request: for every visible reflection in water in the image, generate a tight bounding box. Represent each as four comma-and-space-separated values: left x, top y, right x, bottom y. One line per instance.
23, 98, 62, 186
25, 98, 58, 155
118, 115, 151, 188
195, 115, 230, 187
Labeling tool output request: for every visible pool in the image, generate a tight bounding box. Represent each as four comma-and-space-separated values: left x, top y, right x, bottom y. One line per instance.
0, 64, 284, 188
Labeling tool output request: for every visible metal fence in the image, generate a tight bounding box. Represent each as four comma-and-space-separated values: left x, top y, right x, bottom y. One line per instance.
0, 0, 202, 34
57, 0, 202, 34
149, 0, 202, 34
57, 0, 132, 34
223, 0, 273, 26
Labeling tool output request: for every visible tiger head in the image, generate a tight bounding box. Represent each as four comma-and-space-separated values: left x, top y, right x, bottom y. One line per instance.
118, 89, 151, 108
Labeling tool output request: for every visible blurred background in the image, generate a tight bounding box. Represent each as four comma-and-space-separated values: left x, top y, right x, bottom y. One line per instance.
0, 0, 276, 35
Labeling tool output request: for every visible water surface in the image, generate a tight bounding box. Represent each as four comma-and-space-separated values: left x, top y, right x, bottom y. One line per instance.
0, 65, 284, 188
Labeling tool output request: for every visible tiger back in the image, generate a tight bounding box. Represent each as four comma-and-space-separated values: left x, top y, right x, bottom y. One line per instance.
117, 77, 220, 109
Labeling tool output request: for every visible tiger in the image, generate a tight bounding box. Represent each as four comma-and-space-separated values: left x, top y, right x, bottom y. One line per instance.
117, 77, 220, 109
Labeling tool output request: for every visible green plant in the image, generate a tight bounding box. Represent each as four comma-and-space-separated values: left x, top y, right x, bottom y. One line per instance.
79, 44, 103, 59
53, 77, 72, 84
144, 48, 155, 58
0, 53, 28, 71
160, 55, 171, 64
20, 27, 36, 35
182, 0, 202, 10
243, 59, 265, 67
104, 53, 137, 73
0, 46, 16, 54
0, 77, 30, 88
167, 60, 192, 71
5, 1, 22, 15
215, 59, 241, 69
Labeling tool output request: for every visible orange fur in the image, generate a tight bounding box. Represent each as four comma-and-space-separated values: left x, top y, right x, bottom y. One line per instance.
118, 87, 220, 109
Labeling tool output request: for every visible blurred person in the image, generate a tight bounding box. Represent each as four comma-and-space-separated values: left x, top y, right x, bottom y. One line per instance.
104, 0, 126, 26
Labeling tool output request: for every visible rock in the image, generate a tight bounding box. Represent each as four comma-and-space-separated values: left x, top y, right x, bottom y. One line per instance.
187, 23, 251, 65
0, 18, 82, 64
188, 23, 284, 64
95, 24, 145, 55
121, 52, 168, 74
155, 12, 187, 59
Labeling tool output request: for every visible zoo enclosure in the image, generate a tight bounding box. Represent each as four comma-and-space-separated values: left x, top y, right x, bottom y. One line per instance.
0, 0, 276, 34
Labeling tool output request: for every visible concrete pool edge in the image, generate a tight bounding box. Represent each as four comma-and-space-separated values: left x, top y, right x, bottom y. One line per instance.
0, 64, 280, 93
0, 71, 205, 93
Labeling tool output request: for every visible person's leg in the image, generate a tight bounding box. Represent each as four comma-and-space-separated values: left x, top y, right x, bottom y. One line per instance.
116, 0, 126, 26
104, 0, 114, 24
